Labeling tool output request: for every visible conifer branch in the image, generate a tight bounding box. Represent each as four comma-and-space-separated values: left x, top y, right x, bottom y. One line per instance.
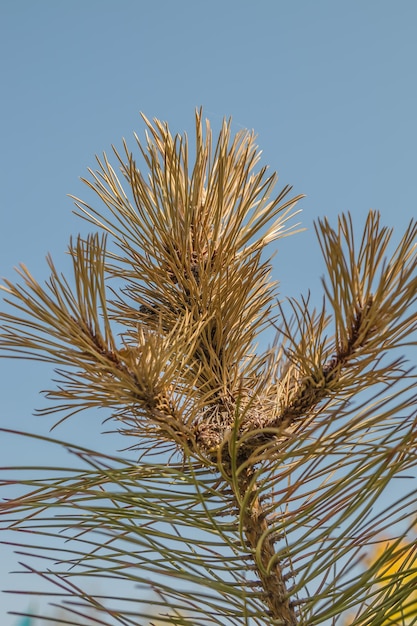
1, 111, 416, 626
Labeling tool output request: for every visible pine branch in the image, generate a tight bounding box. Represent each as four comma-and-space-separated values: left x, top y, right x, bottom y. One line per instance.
1, 111, 416, 626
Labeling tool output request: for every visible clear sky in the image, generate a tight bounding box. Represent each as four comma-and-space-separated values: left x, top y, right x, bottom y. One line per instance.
0, 1, 416, 624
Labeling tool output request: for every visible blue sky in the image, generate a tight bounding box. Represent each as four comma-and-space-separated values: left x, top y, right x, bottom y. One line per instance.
0, 1, 416, 624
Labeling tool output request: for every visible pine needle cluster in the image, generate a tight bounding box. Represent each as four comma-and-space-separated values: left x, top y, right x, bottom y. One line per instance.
1, 111, 416, 626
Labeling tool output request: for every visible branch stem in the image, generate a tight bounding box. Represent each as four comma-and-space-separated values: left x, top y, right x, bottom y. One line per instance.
239, 470, 298, 626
